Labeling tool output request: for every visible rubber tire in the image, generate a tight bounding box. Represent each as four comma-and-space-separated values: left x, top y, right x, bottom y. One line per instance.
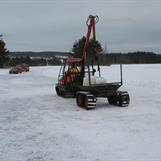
76, 94, 82, 107
119, 94, 123, 106
84, 95, 89, 109
119, 92, 130, 107
108, 96, 116, 104
55, 86, 61, 96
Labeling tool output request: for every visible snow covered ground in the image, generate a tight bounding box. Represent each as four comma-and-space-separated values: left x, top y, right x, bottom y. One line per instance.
0, 64, 161, 161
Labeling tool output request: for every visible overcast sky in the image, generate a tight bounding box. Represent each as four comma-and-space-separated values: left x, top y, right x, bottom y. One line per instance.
0, 0, 161, 53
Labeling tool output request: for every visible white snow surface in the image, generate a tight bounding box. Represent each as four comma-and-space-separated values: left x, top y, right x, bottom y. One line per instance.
0, 65, 161, 161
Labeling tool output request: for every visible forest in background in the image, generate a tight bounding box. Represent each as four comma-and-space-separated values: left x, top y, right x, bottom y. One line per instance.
7, 51, 161, 66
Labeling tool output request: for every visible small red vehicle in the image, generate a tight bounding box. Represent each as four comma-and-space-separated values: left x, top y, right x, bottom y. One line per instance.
20, 64, 29, 72
9, 64, 29, 74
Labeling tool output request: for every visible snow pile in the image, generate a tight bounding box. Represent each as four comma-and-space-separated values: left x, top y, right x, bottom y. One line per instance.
0, 65, 161, 161
95, 76, 106, 84
83, 76, 106, 86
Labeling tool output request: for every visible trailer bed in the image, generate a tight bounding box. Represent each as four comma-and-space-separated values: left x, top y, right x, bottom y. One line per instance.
76, 82, 122, 97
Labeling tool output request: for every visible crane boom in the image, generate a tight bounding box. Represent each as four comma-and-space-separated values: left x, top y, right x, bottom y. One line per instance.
82, 15, 99, 60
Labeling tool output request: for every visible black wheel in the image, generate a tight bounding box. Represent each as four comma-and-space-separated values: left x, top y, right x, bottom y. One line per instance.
61, 90, 65, 97
76, 94, 82, 107
118, 94, 123, 106
55, 86, 61, 96
108, 96, 116, 104
84, 95, 89, 109
118, 91, 130, 107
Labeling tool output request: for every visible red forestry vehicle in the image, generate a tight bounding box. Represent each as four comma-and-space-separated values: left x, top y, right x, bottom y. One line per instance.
9, 63, 29, 74
55, 15, 130, 109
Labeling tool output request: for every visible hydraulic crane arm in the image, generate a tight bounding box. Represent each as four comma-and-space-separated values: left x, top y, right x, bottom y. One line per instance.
82, 15, 99, 60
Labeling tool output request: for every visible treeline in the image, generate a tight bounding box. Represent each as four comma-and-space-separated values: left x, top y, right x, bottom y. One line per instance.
8, 56, 61, 66
6, 51, 161, 67
98, 52, 161, 65
10, 51, 70, 58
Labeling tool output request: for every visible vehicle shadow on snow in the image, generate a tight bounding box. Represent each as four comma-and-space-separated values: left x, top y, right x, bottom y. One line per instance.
95, 102, 121, 110
53, 95, 121, 111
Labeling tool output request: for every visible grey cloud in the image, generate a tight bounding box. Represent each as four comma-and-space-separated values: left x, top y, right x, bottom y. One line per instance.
0, 0, 161, 53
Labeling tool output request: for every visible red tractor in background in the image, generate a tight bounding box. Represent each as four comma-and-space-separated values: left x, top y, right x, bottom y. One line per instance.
9, 63, 29, 74
55, 15, 130, 109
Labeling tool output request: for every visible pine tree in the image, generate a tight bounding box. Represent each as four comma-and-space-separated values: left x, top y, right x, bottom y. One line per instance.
0, 35, 9, 68
72, 36, 103, 64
